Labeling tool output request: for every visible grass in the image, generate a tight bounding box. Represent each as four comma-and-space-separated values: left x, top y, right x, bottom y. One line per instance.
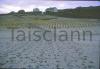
0, 15, 100, 28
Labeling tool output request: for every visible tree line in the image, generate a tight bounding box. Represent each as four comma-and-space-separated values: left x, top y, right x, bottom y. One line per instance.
1, 6, 100, 19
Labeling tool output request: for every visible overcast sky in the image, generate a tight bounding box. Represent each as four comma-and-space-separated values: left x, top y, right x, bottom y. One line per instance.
0, 0, 100, 14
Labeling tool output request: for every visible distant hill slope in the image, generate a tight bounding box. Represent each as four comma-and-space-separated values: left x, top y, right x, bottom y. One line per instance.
0, 6, 100, 19
47, 6, 100, 19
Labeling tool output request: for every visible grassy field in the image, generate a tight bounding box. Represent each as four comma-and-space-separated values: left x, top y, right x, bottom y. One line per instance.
0, 15, 100, 28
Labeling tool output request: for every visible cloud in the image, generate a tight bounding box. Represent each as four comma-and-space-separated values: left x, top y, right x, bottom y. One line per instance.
0, 0, 100, 14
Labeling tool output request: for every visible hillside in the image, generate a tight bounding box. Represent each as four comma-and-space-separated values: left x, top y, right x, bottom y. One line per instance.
46, 6, 100, 19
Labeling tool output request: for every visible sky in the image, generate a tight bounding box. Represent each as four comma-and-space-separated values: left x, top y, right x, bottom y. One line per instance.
0, 0, 100, 14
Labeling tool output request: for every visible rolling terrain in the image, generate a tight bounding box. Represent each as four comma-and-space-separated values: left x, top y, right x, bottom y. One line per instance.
0, 15, 100, 69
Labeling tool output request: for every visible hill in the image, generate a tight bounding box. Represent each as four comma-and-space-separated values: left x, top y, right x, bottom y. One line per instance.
46, 6, 100, 19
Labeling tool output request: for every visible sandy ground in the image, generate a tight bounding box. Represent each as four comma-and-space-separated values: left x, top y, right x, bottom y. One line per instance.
0, 26, 100, 69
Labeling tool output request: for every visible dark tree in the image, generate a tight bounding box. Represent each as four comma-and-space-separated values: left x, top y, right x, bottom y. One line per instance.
18, 10, 25, 14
